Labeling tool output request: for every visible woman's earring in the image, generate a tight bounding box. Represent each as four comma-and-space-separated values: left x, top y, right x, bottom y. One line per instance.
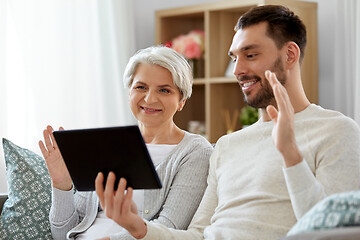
178, 107, 183, 111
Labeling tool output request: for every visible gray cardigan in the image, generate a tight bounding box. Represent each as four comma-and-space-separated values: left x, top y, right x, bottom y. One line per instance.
49, 131, 213, 240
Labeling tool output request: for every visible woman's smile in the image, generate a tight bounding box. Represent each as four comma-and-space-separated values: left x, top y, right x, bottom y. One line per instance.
140, 106, 162, 114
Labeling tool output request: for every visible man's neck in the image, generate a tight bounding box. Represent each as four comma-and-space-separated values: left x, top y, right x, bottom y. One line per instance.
260, 98, 310, 122
261, 69, 310, 122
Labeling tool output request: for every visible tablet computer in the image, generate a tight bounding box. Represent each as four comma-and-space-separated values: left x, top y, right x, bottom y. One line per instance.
53, 125, 162, 191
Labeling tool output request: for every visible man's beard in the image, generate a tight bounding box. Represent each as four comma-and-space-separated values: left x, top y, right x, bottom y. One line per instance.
240, 57, 286, 109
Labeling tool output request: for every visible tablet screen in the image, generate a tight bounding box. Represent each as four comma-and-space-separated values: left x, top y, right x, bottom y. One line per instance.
53, 125, 162, 191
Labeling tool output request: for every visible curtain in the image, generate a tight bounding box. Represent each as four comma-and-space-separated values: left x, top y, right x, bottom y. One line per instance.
354, 2, 360, 125
334, 0, 360, 125
0, 0, 136, 193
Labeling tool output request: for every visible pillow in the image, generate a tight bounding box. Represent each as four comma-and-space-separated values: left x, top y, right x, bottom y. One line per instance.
0, 138, 53, 239
287, 191, 360, 236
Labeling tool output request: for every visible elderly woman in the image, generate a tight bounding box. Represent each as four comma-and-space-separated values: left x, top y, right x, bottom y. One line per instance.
39, 46, 213, 240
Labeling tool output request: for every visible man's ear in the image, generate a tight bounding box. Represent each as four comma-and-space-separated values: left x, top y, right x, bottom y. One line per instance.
284, 41, 300, 69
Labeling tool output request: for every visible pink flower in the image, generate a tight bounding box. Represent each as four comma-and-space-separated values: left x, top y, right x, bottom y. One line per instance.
185, 41, 202, 59
164, 40, 173, 48
169, 30, 204, 59
172, 35, 186, 55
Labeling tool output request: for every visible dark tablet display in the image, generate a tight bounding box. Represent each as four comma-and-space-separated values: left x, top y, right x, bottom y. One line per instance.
53, 125, 162, 191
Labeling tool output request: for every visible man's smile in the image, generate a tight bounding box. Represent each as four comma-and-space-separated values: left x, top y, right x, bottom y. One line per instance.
239, 79, 260, 92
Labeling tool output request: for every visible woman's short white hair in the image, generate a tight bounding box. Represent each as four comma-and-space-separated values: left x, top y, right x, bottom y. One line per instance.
123, 45, 193, 101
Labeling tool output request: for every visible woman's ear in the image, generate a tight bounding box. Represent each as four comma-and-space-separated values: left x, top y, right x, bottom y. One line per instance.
178, 99, 186, 111
284, 41, 300, 69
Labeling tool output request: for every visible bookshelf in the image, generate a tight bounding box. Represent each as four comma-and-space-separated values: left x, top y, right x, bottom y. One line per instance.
156, 0, 318, 143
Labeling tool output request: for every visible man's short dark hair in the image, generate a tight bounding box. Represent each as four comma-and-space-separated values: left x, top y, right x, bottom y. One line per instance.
235, 5, 307, 63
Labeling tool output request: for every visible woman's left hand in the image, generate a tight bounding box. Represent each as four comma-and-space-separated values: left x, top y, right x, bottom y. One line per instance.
95, 172, 148, 239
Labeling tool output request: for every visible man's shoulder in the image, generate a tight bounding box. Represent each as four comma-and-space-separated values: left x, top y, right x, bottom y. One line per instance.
215, 128, 247, 147
302, 104, 360, 136
304, 104, 356, 124
305, 104, 344, 118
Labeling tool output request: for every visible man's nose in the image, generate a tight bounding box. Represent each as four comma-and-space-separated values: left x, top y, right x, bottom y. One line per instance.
233, 58, 247, 77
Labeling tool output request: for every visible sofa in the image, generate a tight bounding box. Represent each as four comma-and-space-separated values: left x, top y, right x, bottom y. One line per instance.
281, 227, 360, 240
1, 138, 360, 239
0, 194, 7, 211
2, 191, 360, 240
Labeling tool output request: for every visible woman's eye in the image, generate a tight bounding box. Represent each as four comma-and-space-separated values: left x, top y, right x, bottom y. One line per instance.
135, 86, 146, 90
160, 89, 170, 93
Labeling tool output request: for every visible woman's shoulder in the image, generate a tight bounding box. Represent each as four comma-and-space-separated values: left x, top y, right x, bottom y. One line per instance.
182, 131, 213, 149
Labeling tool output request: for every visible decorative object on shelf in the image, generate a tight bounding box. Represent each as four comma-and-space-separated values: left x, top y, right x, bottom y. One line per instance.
188, 120, 206, 138
239, 105, 259, 128
188, 58, 204, 78
165, 30, 205, 78
225, 60, 236, 77
222, 109, 239, 134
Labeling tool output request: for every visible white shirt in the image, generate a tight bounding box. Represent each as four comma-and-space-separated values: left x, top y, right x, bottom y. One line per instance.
76, 144, 176, 239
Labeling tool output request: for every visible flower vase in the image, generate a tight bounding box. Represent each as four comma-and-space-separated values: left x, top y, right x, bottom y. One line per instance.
188, 59, 197, 78
188, 59, 204, 78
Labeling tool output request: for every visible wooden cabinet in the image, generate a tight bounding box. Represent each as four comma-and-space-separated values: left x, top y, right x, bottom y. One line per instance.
156, 0, 318, 143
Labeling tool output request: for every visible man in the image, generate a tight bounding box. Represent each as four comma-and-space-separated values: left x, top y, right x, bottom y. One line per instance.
95, 5, 360, 240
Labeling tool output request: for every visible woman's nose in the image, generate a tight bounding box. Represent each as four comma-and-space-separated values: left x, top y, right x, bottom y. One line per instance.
144, 90, 156, 103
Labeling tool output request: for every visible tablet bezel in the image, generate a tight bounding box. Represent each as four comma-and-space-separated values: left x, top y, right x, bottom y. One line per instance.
53, 125, 162, 191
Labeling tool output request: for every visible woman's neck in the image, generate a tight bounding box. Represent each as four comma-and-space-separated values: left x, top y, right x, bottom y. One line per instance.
139, 121, 184, 145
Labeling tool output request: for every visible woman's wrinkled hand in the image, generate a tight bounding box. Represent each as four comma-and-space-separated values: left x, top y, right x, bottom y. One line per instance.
95, 172, 147, 239
39, 125, 72, 191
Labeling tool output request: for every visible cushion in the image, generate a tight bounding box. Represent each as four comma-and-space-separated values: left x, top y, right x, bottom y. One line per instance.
287, 191, 360, 236
0, 138, 53, 239
282, 227, 360, 240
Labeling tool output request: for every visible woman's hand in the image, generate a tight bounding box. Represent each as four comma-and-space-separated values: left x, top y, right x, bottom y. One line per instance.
39, 125, 73, 191
95, 172, 147, 239
265, 70, 302, 168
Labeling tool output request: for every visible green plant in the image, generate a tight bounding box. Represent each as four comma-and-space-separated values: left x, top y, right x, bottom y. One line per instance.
239, 106, 259, 127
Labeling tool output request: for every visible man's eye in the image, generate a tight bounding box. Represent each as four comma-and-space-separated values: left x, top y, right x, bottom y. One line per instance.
247, 54, 257, 59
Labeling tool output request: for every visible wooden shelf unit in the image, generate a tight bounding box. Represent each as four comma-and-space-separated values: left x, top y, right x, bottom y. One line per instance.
156, 0, 318, 143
